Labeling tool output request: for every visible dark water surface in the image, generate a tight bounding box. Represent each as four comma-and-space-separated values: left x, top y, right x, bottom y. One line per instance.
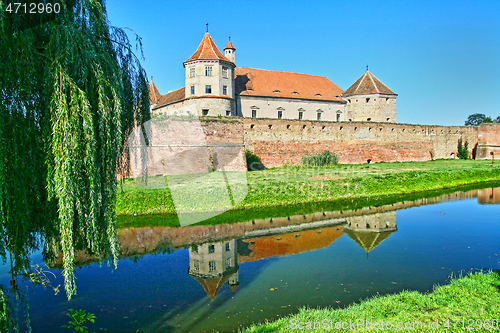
2, 188, 499, 332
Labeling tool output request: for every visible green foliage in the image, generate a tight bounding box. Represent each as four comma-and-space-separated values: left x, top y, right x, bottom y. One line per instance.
457, 138, 469, 159
0, 287, 9, 332
245, 150, 264, 171
302, 151, 339, 166
62, 309, 95, 333
0, 0, 150, 323
464, 113, 499, 125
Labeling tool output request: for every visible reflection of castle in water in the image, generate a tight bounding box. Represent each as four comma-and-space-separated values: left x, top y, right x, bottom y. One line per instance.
188, 240, 239, 300
188, 211, 397, 299
343, 211, 397, 255
477, 187, 500, 205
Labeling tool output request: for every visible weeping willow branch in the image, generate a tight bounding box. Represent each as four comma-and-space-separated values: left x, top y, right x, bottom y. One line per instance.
0, 0, 150, 313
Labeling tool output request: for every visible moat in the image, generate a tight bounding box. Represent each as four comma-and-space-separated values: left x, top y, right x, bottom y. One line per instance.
2, 187, 499, 332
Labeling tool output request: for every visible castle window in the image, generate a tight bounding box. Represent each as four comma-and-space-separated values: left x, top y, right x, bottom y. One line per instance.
222, 67, 228, 78
205, 85, 212, 94
223, 85, 227, 95
202, 109, 209, 116
252, 110, 257, 118
190, 85, 195, 95
278, 111, 283, 119
317, 113, 322, 120
336, 114, 341, 121
298, 111, 303, 120
205, 66, 212, 76
209, 261, 216, 271
367, 118, 371, 121
225, 242, 230, 251
226, 110, 231, 116
193, 260, 199, 271
192, 245, 198, 253
366, 98, 370, 103
226, 258, 231, 269
386, 118, 390, 122
190, 67, 195, 78
208, 244, 215, 253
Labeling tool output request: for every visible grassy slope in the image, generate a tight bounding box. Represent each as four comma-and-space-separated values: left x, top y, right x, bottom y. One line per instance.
242, 271, 500, 333
117, 160, 500, 216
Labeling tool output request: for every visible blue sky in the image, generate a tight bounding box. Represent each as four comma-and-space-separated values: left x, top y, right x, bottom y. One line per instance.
106, 0, 499, 126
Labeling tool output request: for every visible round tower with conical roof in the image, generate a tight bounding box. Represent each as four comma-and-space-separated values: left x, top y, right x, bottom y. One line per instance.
224, 38, 236, 63
343, 70, 397, 122
183, 32, 236, 116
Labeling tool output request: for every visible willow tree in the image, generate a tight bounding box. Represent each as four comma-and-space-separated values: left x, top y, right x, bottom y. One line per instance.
0, 0, 150, 309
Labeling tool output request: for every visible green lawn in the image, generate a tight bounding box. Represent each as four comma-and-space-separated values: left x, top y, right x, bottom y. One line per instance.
241, 270, 500, 333
117, 159, 500, 219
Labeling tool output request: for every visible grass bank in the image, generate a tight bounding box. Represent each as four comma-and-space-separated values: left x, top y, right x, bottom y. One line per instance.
116, 159, 500, 217
241, 270, 500, 333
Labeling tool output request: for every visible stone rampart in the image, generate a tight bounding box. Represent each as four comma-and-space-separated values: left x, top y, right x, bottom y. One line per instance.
242, 118, 484, 167
476, 123, 500, 159
127, 118, 500, 175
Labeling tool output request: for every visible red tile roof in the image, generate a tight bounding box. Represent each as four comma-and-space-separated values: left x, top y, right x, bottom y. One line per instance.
224, 40, 235, 50
235, 67, 345, 101
154, 87, 185, 108
148, 80, 161, 105
343, 71, 397, 96
238, 226, 344, 263
185, 33, 231, 63
193, 275, 231, 300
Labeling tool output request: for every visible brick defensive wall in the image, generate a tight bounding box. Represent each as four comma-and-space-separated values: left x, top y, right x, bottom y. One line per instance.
241, 119, 499, 167
129, 117, 500, 176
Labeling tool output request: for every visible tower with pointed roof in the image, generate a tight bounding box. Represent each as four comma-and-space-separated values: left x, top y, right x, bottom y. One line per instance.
188, 239, 239, 300
183, 32, 236, 116
343, 211, 397, 257
343, 70, 397, 122
224, 38, 236, 63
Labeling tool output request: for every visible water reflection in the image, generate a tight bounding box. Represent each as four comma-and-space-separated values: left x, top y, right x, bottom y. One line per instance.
188, 240, 240, 300
344, 211, 397, 255
50, 186, 493, 267
478, 187, 500, 204
187, 212, 397, 301
6, 187, 499, 332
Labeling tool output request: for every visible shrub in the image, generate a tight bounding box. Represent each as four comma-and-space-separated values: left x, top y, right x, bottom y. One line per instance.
457, 138, 469, 160
245, 150, 264, 171
302, 151, 339, 166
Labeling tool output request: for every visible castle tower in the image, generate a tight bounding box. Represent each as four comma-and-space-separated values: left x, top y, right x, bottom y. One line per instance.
224, 38, 236, 64
343, 70, 397, 123
188, 239, 239, 300
183, 32, 236, 116
343, 211, 397, 257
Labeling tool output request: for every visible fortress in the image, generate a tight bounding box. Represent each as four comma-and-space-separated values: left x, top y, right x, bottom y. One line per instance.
141, 32, 500, 173
148, 32, 397, 123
